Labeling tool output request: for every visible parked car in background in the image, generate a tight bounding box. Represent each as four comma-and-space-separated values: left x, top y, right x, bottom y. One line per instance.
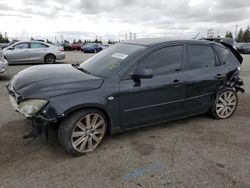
3, 41, 65, 64
63, 43, 72, 51
235, 43, 250, 54
71, 43, 82, 50
7, 38, 244, 156
0, 51, 8, 74
81, 43, 103, 53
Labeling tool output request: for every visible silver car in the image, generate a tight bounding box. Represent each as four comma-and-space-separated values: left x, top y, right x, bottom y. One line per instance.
3, 41, 65, 64
0, 51, 8, 74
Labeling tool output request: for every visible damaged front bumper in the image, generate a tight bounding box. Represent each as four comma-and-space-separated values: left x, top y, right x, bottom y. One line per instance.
6, 83, 57, 142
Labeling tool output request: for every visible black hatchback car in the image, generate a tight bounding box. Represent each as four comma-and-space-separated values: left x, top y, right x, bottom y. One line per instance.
7, 38, 244, 156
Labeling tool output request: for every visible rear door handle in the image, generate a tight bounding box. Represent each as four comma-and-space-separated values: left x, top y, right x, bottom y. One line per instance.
215, 74, 225, 79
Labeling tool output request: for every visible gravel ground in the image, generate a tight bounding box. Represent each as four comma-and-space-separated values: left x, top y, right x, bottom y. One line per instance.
0, 51, 250, 188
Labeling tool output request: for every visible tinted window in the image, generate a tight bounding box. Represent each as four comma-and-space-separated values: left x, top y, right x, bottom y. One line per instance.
31, 43, 48, 48
214, 45, 230, 64
188, 45, 215, 69
14, 43, 28, 49
139, 46, 183, 76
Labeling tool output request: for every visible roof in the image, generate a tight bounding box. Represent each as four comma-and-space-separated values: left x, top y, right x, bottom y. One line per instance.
123, 38, 218, 46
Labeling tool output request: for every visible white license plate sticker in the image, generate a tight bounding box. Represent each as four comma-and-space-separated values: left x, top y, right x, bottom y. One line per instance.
111, 53, 128, 60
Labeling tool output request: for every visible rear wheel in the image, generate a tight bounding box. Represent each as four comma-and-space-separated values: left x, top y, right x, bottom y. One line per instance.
211, 88, 238, 119
44, 54, 56, 64
58, 109, 107, 156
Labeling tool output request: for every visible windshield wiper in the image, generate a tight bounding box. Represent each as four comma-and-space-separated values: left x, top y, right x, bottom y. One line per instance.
76, 67, 92, 75
71, 63, 92, 75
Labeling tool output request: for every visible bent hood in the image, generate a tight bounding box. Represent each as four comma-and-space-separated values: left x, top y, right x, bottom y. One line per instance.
9, 64, 104, 99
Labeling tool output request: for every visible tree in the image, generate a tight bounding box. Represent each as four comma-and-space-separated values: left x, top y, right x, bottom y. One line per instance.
242, 26, 250, 43
225, 31, 233, 38
73, 39, 77, 44
46, 39, 53, 44
237, 28, 244, 42
0, 32, 9, 43
77, 39, 82, 44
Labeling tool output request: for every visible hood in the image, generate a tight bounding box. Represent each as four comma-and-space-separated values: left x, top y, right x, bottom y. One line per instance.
10, 64, 104, 99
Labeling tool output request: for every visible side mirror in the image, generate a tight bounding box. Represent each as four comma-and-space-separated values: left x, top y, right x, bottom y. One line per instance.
130, 67, 153, 79
8, 47, 15, 50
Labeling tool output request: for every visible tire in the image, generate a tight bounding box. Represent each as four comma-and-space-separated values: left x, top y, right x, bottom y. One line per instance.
210, 88, 238, 119
44, 54, 56, 64
58, 109, 107, 156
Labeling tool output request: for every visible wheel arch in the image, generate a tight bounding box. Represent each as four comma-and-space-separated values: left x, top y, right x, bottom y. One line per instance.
62, 105, 113, 134
44, 53, 56, 60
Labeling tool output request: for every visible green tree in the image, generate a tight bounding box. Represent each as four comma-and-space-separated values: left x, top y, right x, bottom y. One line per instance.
0, 32, 10, 43
237, 28, 244, 42
225, 31, 233, 38
46, 39, 53, 44
242, 26, 250, 42
77, 39, 82, 44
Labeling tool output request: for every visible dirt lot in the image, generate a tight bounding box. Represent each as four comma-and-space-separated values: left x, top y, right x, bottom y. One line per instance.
0, 52, 250, 188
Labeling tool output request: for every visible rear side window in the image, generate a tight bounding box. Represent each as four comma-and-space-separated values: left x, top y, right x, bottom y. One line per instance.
187, 45, 215, 69
31, 43, 48, 48
214, 45, 230, 64
139, 45, 183, 76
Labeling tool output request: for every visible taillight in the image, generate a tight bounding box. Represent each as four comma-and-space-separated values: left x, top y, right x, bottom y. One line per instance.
59, 48, 64, 52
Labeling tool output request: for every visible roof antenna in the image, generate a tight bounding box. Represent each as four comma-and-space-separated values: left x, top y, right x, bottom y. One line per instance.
193, 32, 200, 39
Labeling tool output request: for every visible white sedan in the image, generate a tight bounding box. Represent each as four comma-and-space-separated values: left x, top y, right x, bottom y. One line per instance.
3, 41, 65, 64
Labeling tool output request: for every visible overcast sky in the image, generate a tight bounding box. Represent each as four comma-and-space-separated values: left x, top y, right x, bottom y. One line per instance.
0, 0, 249, 42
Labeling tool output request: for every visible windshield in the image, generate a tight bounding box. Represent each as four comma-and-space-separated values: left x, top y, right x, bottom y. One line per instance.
79, 43, 147, 78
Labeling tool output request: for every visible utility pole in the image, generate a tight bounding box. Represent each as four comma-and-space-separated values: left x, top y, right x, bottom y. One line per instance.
234, 24, 238, 39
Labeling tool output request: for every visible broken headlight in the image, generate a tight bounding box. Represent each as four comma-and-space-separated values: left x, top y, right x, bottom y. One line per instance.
17, 99, 48, 117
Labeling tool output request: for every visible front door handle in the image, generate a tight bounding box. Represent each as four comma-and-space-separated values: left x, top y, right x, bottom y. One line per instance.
215, 74, 225, 79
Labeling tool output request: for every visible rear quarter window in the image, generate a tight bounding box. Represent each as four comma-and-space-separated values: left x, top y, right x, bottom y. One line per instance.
214, 45, 231, 65
187, 45, 215, 69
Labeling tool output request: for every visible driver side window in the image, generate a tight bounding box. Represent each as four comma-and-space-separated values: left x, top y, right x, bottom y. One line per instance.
124, 45, 183, 79
138, 45, 183, 76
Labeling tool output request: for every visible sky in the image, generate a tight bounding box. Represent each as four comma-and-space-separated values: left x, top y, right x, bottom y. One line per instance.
0, 0, 249, 42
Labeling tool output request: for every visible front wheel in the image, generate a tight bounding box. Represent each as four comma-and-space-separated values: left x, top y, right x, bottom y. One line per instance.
44, 54, 56, 64
58, 109, 107, 156
211, 88, 238, 119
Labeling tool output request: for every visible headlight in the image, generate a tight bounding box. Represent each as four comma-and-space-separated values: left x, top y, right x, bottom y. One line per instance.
17, 99, 48, 117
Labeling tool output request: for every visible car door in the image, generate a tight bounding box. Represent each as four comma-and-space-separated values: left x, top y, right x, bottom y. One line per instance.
119, 45, 187, 129
5, 43, 29, 62
29, 42, 49, 61
183, 44, 227, 115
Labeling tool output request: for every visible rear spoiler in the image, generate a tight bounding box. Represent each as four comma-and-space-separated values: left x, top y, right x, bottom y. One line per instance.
201, 38, 243, 64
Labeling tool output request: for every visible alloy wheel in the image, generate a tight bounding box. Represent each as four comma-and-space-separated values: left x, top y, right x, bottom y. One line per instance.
45, 55, 55, 64
215, 91, 237, 119
71, 113, 106, 153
